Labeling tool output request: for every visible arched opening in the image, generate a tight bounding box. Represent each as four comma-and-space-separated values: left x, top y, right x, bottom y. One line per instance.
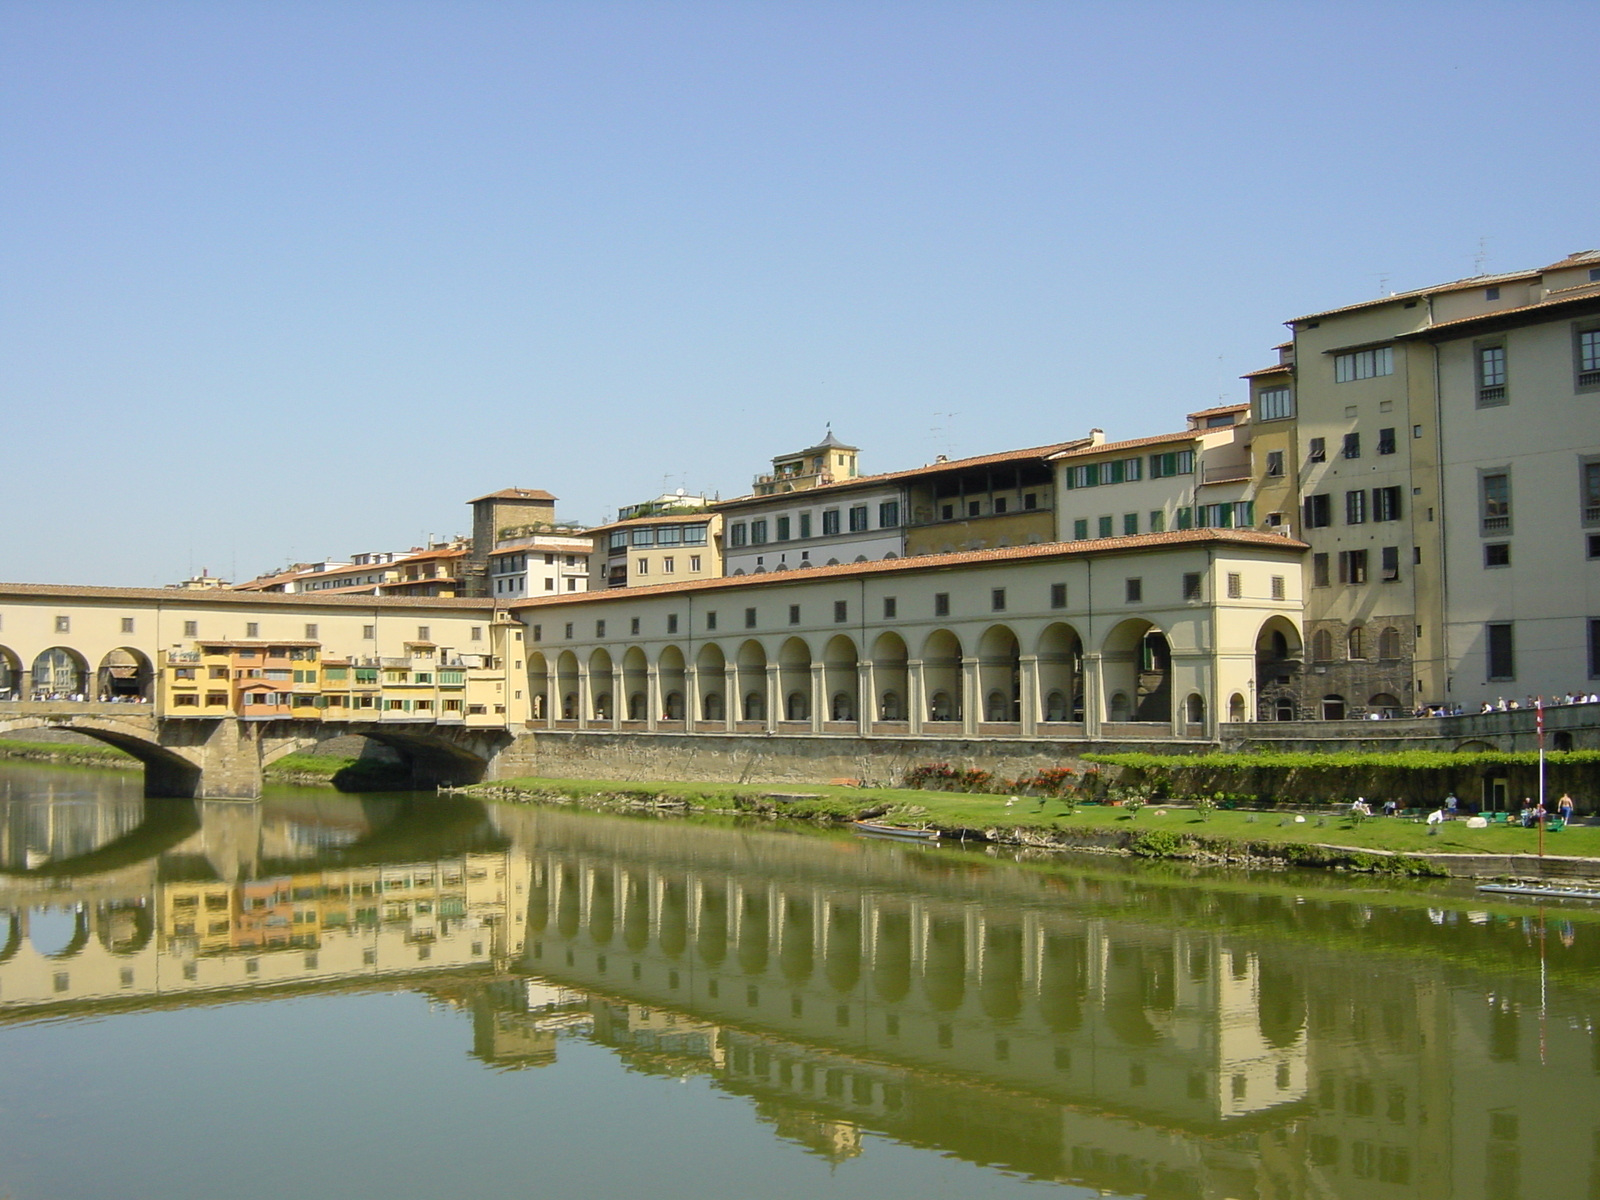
1038, 933, 1087, 1032
823, 635, 858, 724
588, 872, 614, 945
1253, 616, 1303, 721
1257, 962, 1306, 1049
556, 651, 580, 722
96, 648, 153, 701
30, 647, 88, 700
1378, 627, 1402, 660
979, 925, 1023, 1019
977, 625, 1020, 723
527, 652, 550, 721
623, 875, 650, 952
778, 637, 811, 723
1554, 731, 1574, 751
1321, 694, 1347, 721
0, 644, 22, 700
1036, 623, 1084, 723
622, 647, 648, 722
1311, 629, 1334, 662
1368, 692, 1400, 717
97, 901, 154, 955
1101, 620, 1170, 723
657, 645, 686, 722
696, 643, 726, 723
1275, 697, 1296, 721
29, 905, 91, 958
1184, 693, 1205, 727
921, 629, 963, 723
588, 648, 614, 720
736, 640, 767, 723
1228, 692, 1246, 722
1347, 624, 1366, 660
870, 632, 908, 724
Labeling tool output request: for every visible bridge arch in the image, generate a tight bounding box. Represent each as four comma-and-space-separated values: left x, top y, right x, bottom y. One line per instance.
0, 712, 202, 797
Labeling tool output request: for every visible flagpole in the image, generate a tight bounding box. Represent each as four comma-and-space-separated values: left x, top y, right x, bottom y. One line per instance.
1537, 698, 1546, 859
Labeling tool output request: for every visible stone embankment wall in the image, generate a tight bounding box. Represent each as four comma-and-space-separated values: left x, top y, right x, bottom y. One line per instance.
1223, 703, 1600, 754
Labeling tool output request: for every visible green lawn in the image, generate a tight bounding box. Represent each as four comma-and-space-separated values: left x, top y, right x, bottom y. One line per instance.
477, 775, 1600, 860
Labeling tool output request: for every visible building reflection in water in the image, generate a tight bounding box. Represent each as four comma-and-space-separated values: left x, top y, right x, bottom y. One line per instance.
1, 784, 1598, 1200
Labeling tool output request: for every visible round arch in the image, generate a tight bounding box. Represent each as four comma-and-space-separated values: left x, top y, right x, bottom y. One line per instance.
0, 644, 21, 700
96, 647, 153, 701
587, 647, 614, 720
556, 650, 581, 720
1254, 615, 1304, 722
1100, 619, 1171, 723
657, 645, 687, 721
1321, 694, 1347, 721
977, 624, 1020, 722
621, 647, 649, 721
695, 642, 726, 722
735, 639, 767, 722
823, 634, 858, 722
527, 651, 550, 721
30, 647, 89, 700
920, 629, 963, 723
870, 631, 908, 721
1036, 622, 1084, 722
778, 636, 811, 722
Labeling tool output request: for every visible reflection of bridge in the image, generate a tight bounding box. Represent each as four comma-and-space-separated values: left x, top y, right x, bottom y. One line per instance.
0, 701, 511, 798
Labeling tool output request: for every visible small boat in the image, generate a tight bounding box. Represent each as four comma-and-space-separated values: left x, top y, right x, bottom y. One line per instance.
1477, 883, 1600, 901
852, 820, 940, 841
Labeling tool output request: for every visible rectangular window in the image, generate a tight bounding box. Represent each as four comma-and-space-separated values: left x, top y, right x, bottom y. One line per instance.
967, 500, 981, 517
662, 556, 675, 573
1050, 582, 1067, 609
1125, 578, 1142, 603
609, 531, 627, 551
1346, 490, 1367, 524
1382, 546, 1401, 581
789, 604, 802, 624
363, 624, 376, 640
118, 616, 135, 634
1176, 506, 1193, 530
184, 620, 199, 637
1482, 472, 1511, 533
1313, 553, 1330, 587
1097, 515, 1113, 538
1227, 572, 1242, 599
1577, 325, 1600, 390
848, 505, 869, 533
1023, 492, 1038, 509
1123, 512, 1139, 536
878, 500, 900, 528
595, 620, 605, 637
52, 615, 70, 634
1265, 449, 1284, 477
564, 623, 574, 639
1338, 549, 1369, 585
833, 600, 847, 623
991, 588, 1006, 612
1258, 386, 1294, 420
882, 597, 896, 619
1589, 619, 1600, 678
1304, 494, 1332, 528
1484, 542, 1511, 567
1377, 427, 1396, 455
417, 626, 430, 642
1072, 519, 1089, 540
1307, 437, 1326, 463
1271, 574, 1286, 600
1582, 461, 1600, 524
1478, 342, 1508, 406
657, 526, 681, 546
630, 527, 656, 548
1183, 572, 1202, 601
667, 614, 678, 634
934, 593, 950, 617
1342, 432, 1361, 459
636, 557, 648, 575
744, 607, 757, 629
1487, 622, 1515, 680
630, 617, 641, 635
1334, 345, 1393, 382
682, 525, 708, 545
705, 612, 717, 631
822, 509, 841, 536
993, 496, 1008, 514
750, 519, 768, 545
729, 523, 748, 548
1149, 510, 1165, 533
1149, 449, 1195, 477
798, 513, 812, 539
689, 555, 701, 571
774, 516, 790, 541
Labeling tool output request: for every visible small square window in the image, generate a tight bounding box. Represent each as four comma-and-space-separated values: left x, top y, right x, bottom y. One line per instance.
55, 615, 71, 633
1183, 572, 1202, 600
184, 620, 199, 638
1126, 578, 1142, 603
1484, 542, 1511, 568
363, 624, 377, 640
121, 617, 135, 633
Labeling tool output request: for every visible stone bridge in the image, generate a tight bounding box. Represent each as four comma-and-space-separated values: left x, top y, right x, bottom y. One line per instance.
0, 702, 515, 798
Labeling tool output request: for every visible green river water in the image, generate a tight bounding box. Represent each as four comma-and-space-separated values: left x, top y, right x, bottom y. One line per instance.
0, 760, 1597, 1199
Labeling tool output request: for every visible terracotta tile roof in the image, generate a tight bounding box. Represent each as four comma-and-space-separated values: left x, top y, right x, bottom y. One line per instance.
1186, 403, 1250, 420
1048, 429, 1196, 460
1240, 363, 1291, 378
469, 488, 558, 503
1394, 283, 1600, 338
713, 437, 1093, 511
1287, 266, 1544, 325
508, 528, 1305, 610
585, 513, 716, 532
0, 582, 497, 609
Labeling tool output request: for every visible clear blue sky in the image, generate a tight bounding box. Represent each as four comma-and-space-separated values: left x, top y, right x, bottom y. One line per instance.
4, 1, 1595, 586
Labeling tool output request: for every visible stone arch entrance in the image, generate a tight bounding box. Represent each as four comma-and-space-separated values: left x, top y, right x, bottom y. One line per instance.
97, 647, 154, 701
1101, 620, 1171, 724
30, 647, 89, 699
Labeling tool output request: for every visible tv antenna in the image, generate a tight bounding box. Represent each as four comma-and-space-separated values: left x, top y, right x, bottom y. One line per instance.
1473, 235, 1491, 276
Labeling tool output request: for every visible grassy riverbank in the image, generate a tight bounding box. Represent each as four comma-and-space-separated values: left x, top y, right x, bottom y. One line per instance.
466, 775, 1600, 872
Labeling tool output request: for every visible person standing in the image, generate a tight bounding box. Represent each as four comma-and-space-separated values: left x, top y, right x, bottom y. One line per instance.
1558, 793, 1575, 825
1445, 792, 1459, 820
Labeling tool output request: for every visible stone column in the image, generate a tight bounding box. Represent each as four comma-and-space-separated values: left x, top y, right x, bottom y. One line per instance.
646, 665, 660, 732
765, 664, 780, 733
1082, 651, 1103, 738
810, 662, 825, 733
686, 663, 701, 726
857, 660, 874, 736
1019, 653, 1040, 737
612, 664, 626, 729
577, 668, 592, 730
723, 663, 738, 731
960, 656, 980, 737
907, 659, 925, 735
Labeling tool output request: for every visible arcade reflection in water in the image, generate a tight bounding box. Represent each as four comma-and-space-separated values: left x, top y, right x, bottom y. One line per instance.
1, 770, 1598, 1200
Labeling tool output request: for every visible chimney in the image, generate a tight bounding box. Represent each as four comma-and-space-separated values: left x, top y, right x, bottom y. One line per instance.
1088, 428, 1105, 446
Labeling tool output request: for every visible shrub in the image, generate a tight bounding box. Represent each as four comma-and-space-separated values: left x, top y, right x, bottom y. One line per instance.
1129, 829, 1189, 858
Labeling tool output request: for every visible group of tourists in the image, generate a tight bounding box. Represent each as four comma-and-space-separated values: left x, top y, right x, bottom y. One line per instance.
1479, 693, 1600, 713
1352, 792, 1581, 826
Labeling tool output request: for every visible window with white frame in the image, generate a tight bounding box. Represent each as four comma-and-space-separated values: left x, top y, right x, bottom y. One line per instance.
1258, 386, 1294, 420
1334, 346, 1393, 382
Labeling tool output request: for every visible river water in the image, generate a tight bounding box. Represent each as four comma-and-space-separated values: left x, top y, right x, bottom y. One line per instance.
0, 762, 1597, 1200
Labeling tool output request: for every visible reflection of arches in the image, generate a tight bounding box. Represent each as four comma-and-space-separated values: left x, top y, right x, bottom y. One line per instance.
97, 648, 153, 700
980, 925, 1023, 1019
825, 904, 861, 993
1321, 694, 1346, 721
31, 647, 88, 698
1037, 623, 1083, 722
588, 872, 614, 945
624, 876, 650, 952
1038, 933, 1086, 1032
1257, 962, 1306, 1049
98, 901, 155, 955
873, 912, 911, 1002
779, 898, 813, 983
659, 881, 687, 958
697, 886, 727, 967
739, 893, 769, 974
921, 630, 962, 721
1228, 693, 1246, 722
922, 917, 965, 1011
1101, 619, 1170, 722
33, 906, 92, 959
